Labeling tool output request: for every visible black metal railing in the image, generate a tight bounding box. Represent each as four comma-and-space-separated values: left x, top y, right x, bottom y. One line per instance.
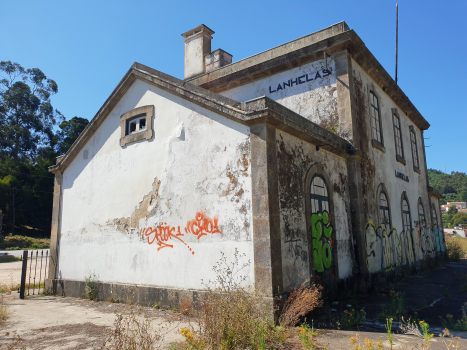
19, 250, 49, 299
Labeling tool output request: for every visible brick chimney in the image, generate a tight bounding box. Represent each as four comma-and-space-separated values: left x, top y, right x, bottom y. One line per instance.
181, 24, 214, 79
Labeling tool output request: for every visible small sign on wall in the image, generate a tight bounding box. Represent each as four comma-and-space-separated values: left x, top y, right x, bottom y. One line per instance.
395, 170, 409, 182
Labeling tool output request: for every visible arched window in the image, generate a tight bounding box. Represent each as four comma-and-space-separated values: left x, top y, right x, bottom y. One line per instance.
310, 175, 330, 213
418, 199, 426, 227
379, 190, 391, 231
432, 203, 438, 227
401, 194, 412, 232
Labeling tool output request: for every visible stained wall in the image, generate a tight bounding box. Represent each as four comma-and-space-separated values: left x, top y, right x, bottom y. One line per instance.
58, 79, 254, 291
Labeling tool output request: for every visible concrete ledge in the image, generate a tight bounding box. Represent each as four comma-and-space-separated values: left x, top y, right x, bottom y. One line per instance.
47, 278, 279, 319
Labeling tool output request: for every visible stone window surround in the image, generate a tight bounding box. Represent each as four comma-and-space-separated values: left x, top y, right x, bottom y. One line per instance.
417, 197, 426, 226
431, 202, 439, 227
304, 162, 338, 278
367, 85, 385, 153
377, 183, 392, 230
120, 105, 154, 147
392, 108, 406, 165
409, 125, 420, 174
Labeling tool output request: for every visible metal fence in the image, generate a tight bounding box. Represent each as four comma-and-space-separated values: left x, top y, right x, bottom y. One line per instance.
19, 250, 49, 299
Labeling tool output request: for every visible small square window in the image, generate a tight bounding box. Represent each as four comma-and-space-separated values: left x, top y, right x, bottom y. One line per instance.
120, 105, 154, 147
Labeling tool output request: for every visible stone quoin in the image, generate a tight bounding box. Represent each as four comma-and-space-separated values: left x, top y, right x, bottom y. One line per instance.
45, 22, 446, 316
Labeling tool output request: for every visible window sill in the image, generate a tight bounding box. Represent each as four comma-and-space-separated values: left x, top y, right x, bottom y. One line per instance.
120, 129, 153, 147
372, 139, 386, 153
413, 166, 421, 174
396, 155, 406, 165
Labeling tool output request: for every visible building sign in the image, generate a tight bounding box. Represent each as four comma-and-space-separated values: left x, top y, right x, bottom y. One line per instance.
395, 170, 409, 182
269, 69, 332, 94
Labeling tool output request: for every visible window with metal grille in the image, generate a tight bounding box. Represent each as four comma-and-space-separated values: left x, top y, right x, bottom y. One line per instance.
370, 91, 382, 144
393, 114, 404, 159
418, 200, 426, 226
310, 175, 330, 213
402, 197, 412, 232
410, 128, 419, 169
379, 191, 391, 231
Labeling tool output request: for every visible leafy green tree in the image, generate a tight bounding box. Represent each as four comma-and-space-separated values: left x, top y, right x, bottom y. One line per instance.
448, 205, 458, 215
452, 213, 467, 227
54, 116, 89, 155
0, 61, 63, 161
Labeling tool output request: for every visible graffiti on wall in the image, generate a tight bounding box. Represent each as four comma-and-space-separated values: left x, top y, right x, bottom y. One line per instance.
365, 219, 446, 273
139, 212, 222, 255
284, 226, 308, 266
311, 211, 334, 273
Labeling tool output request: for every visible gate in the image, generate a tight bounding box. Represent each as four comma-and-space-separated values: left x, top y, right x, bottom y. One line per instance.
19, 250, 49, 299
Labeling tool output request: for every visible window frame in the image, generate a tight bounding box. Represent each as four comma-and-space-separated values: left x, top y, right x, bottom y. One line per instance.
409, 125, 420, 173
417, 198, 426, 227
369, 89, 385, 152
401, 192, 412, 232
120, 105, 154, 147
392, 108, 406, 165
377, 184, 392, 232
431, 202, 439, 227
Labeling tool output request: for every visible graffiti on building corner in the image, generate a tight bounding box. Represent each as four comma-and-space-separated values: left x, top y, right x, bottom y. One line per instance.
140, 212, 222, 254
365, 219, 446, 273
311, 211, 333, 273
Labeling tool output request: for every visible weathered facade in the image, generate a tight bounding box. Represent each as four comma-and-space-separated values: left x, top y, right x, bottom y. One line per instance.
46, 22, 446, 310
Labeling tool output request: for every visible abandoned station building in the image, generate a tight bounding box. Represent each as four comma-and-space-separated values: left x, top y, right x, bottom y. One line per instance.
46, 22, 446, 308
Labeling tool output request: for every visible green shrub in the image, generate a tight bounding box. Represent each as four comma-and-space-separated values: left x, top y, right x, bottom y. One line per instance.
85, 273, 98, 300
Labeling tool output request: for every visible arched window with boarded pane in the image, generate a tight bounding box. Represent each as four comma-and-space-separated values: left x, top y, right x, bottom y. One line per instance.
378, 186, 391, 232
401, 194, 412, 232
305, 167, 336, 278
418, 199, 426, 227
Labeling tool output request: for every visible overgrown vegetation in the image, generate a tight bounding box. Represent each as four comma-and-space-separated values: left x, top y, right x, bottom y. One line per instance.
0, 254, 21, 263
377, 290, 406, 320
339, 309, 366, 329
85, 273, 98, 301
296, 323, 318, 349
0, 235, 50, 250
445, 235, 467, 261
0, 294, 8, 325
428, 169, 467, 204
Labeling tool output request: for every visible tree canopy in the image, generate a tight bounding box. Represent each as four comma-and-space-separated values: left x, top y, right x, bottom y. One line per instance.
428, 169, 467, 204
0, 61, 88, 236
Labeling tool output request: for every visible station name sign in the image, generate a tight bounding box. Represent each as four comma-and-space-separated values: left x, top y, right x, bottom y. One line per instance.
395, 170, 409, 182
269, 69, 332, 94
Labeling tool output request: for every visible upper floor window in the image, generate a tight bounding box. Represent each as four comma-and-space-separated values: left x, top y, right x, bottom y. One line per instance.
310, 175, 330, 213
401, 194, 412, 232
409, 126, 420, 171
379, 190, 391, 231
370, 91, 383, 145
418, 199, 426, 227
127, 115, 147, 135
119, 105, 154, 147
392, 111, 405, 164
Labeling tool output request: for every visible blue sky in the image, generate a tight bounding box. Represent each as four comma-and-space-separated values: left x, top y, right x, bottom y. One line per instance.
1, 0, 466, 173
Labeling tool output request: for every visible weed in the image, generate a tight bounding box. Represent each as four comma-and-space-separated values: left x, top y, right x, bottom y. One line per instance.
442, 287, 450, 297
85, 273, 98, 300
107, 297, 118, 303
350, 334, 383, 350
274, 325, 289, 346
385, 318, 393, 350
278, 281, 323, 327
377, 290, 406, 320
152, 303, 161, 309
445, 236, 466, 261
100, 306, 172, 349
419, 321, 434, 347
439, 328, 462, 350
440, 313, 467, 331
171, 306, 180, 313
339, 308, 366, 329
296, 323, 317, 349
179, 297, 192, 316
0, 294, 8, 325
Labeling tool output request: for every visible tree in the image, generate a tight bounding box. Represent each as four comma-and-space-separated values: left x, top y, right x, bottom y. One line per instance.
54, 116, 89, 155
448, 205, 458, 215
0, 61, 63, 161
452, 213, 467, 227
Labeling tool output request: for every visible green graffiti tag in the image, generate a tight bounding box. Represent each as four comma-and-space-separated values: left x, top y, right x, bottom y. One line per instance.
311, 211, 333, 273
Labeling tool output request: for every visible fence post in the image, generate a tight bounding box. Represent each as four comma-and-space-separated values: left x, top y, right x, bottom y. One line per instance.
20, 250, 28, 299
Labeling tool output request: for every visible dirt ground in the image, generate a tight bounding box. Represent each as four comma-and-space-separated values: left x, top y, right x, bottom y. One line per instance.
1, 260, 467, 349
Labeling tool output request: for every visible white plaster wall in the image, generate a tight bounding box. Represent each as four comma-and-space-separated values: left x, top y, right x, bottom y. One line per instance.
275, 130, 352, 290
58, 79, 254, 291
221, 59, 337, 125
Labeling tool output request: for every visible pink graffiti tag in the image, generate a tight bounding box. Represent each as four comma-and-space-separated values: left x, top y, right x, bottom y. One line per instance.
139, 212, 222, 255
